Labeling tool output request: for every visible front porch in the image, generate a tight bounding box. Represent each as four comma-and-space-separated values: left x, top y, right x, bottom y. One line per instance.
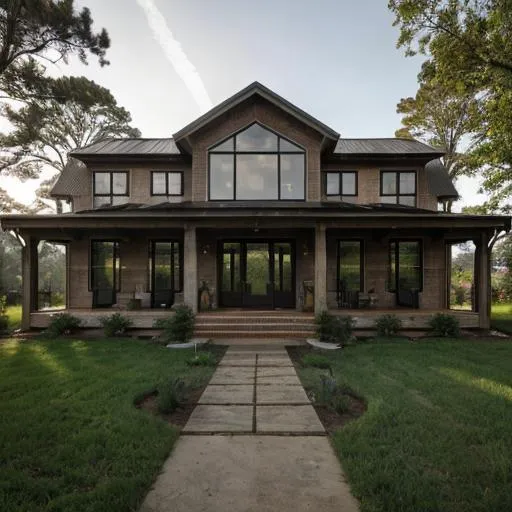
29, 307, 480, 333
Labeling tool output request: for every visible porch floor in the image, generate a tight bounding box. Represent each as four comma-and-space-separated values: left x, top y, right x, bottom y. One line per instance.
30, 307, 480, 331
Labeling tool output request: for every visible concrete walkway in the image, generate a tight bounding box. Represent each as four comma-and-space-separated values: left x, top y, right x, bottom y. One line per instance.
140, 346, 359, 512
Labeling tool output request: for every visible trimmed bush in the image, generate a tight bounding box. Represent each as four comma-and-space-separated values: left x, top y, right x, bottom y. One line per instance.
186, 352, 216, 366
375, 314, 403, 337
332, 394, 351, 415
99, 313, 133, 337
301, 353, 331, 369
314, 311, 355, 346
154, 305, 195, 343
157, 377, 185, 414
45, 313, 81, 336
428, 313, 461, 337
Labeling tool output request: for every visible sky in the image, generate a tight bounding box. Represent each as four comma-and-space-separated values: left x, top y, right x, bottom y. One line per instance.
1, 0, 485, 210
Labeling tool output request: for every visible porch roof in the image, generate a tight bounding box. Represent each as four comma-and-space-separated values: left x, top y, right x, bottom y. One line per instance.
1, 202, 510, 232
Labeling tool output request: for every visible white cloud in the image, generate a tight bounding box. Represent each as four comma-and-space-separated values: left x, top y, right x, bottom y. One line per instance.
135, 0, 213, 114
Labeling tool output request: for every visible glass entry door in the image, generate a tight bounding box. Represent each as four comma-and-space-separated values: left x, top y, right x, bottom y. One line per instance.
220, 240, 294, 308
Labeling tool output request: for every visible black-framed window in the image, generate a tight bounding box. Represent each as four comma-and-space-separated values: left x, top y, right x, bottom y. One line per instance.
326, 171, 357, 197
93, 171, 129, 208
151, 171, 183, 196
388, 240, 422, 292
208, 122, 306, 201
148, 241, 182, 308
338, 240, 363, 292
380, 171, 416, 206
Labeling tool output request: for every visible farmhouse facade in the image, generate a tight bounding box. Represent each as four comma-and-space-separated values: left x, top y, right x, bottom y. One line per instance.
1, 82, 509, 333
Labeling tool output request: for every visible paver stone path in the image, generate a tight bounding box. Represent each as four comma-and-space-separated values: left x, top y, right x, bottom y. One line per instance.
140, 345, 359, 512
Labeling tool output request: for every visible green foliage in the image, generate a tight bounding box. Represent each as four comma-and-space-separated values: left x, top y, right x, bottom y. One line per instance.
45, 313, 81, 336
301, 353, 331, 369
314, 311, 355, 345
0, 295, 6, 315
157, 377, 186, 414
0, 315, 8, 332
389, 0, 512, 211
314, 375, 339, 405
375, 314, 403, 337
186, 351, 217, 367
332, 394, 351, 415
428, 313, 461, 337
99, 313, 133, 337
154, 305, 196, 344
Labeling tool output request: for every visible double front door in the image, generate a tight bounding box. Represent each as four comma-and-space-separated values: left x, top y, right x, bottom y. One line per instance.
220, 241, 295, 309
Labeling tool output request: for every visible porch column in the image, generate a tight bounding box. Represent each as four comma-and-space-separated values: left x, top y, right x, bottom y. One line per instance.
314, 223, 327, 313
183, 225, 198, 313
21, 235, 38, 331
477, 231, 491, 329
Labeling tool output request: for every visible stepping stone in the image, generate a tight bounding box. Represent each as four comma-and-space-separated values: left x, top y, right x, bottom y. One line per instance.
257, 374, 302, 385
183, 405, 253, 433
257, 384, 310, 404
209, 367, 254, 384
220, 356, 256, 367
256, 405, 325, 433
258, 366, 298, 377
257, 355, 293, 367
199, 385, 254, 405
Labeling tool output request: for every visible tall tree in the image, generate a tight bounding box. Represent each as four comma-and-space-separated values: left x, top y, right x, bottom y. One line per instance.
389, 0, 512, 211
0, 0, 109, 78
1, 73, 140, 211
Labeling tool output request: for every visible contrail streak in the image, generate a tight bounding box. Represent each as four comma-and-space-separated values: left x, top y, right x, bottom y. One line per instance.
135, 0, 213, 113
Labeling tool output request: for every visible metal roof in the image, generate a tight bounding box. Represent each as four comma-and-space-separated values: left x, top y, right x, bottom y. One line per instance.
334, 138, 443, 155
70, 138, 180, 157
425, 159, 459, 199
51, 158, 90, 198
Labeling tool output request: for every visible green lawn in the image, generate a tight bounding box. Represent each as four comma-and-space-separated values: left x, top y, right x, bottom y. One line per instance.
6, 305, 22, 331
491, 303, 512, 334
296, 339, 512, 512
0, 338, 219, 512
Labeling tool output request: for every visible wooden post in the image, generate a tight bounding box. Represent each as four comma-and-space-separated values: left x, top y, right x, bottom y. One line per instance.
21, 235, 38, 331
183, 225, 198, 313
477, 231, 490, 329
314, 223, 327, 313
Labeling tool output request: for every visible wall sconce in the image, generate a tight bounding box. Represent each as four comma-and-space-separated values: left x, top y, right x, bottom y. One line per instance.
253, 221, 260, 233
302, 242, 309, 256
201, 244, 210, 255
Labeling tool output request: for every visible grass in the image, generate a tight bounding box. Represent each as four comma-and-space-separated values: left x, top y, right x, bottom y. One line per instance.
491, 303, 512, 334
295, 338, 512, 512
5, 305, 22, 331
0, 338, 220, 512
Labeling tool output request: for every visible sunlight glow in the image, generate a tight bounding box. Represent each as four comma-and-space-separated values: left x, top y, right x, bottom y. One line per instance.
135, 0, 213, 114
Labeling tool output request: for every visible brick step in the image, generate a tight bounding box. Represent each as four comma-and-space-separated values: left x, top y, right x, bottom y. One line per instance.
195, 316, 315, 323
195, 320, 314, 327
195, 321, 314, 328
194, 330, 312, 338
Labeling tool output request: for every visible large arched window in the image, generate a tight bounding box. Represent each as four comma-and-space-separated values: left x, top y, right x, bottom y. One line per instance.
208, 123, 305, 200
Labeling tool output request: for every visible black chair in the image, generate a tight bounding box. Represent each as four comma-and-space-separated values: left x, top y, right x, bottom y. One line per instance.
396, 289, 419, 308
337, 281, 360, 309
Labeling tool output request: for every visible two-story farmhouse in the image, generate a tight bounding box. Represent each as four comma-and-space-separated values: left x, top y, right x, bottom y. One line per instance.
1, 82, 510, 334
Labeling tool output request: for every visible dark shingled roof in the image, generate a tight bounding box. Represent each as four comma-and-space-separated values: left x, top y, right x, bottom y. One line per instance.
334, 138, 443, 155
51, 158, 89, 198
70, 138, 180, 157
425, 159, 459, 199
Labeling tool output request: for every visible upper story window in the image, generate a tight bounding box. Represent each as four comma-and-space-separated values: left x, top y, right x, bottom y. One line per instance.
326, 171, 357, 198
380, 171, 416, 206
93, 172, 129, 208
209, 123, 305, 201
151, 171, 183, 196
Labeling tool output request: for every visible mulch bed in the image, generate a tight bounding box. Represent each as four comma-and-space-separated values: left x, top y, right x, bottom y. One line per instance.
287, 345, 367, 435
135, 386, 206, 429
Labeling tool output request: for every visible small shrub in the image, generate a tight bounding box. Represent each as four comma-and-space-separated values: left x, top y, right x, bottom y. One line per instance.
45, 313, 81, 336
157, 377, 186, 414
154, 305, 195, 343
428, 313, 461, 337
301, 353, 331, 369
332, 394, 351, 415
314, 311, 354, 345
375, 314, 402, 337
0, 295, 7, 315
0, 315, 8, 331
99, 312, 133, 337
186, 351, 216, 366
314, 375, 338, 405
